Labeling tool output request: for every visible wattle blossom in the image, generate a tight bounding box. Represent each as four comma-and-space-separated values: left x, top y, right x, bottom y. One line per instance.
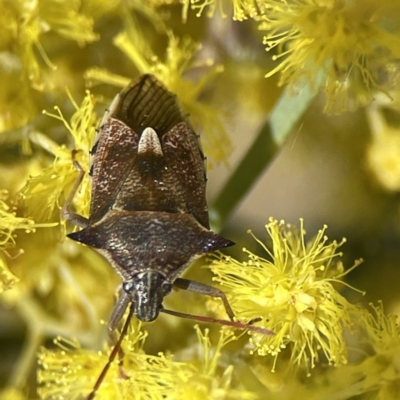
208, 218, 363, 372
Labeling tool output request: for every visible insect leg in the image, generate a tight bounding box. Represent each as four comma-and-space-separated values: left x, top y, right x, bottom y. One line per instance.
61, 152, 89, 228
173, 278, 235, 321
160, 308, 273, 335
107, 291, 131, 342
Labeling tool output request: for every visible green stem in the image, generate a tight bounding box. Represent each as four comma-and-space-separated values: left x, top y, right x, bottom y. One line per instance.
10, 294, 100, 390
9, 324, 43, 389
210, 81, 320, 229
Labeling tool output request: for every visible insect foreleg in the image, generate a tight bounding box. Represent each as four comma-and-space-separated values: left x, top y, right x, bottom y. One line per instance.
173, 278, 235, 321
61, 154, 89, 228
107, 291, 131, 342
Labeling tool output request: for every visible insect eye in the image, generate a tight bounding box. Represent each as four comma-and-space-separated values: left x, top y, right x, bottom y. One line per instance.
162, 282, 172, 295
123, 281, 135, 293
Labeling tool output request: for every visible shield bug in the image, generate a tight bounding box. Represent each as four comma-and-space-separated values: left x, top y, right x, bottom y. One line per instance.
62, 75, 272, 399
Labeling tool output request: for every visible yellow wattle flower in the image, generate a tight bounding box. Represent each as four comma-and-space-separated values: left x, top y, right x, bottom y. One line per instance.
208, 218, 364, 373
260, 0, 400, 112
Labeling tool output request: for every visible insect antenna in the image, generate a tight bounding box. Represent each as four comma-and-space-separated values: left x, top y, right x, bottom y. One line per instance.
86, 303, 135, 400
160, 308, 274, 335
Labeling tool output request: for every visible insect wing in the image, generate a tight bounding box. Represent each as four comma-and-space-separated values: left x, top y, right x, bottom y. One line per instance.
161, 122, 209, 228
89, 116, 139, 223
114, 74, 183, 136
89, 74, 208, 227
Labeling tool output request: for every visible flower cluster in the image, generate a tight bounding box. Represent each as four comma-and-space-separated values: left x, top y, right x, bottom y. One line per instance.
208, 218, 363, 372
184, 0, 400, 112
260, 0, 400, 112
38, 320, 254, 400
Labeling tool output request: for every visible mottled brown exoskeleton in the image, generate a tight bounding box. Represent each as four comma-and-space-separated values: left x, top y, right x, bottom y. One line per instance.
63, 75, 235, 323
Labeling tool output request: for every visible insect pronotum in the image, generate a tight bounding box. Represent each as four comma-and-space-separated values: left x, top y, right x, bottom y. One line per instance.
62, 74, 273, 399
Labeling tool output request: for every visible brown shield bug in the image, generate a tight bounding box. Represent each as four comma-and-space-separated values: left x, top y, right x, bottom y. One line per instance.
62, 75, 272, 399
